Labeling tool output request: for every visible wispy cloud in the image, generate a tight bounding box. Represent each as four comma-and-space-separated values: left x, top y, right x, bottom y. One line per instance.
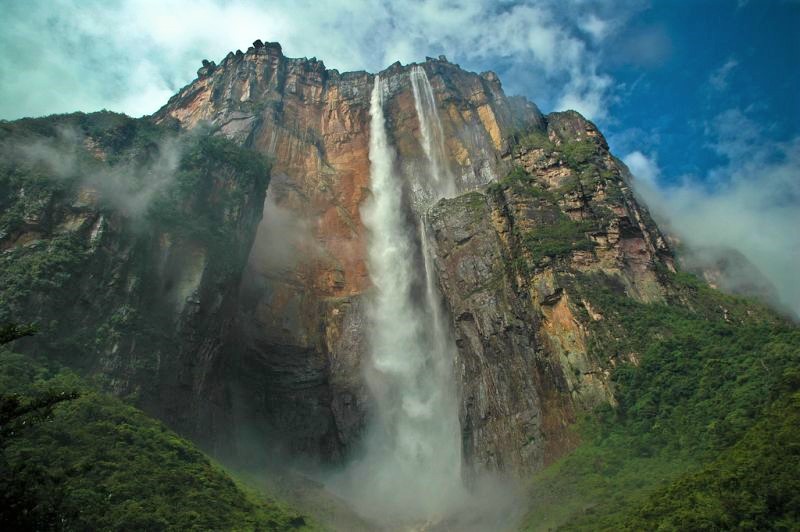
708, 57, 739, 91
0, 0, 641, 122
624, 109, 800, 316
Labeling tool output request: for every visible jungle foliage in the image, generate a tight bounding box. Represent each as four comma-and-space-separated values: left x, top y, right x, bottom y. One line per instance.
0, 351, 314, 531
523, 271, 800, 531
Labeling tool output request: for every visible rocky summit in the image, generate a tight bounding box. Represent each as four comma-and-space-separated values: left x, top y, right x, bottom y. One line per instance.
1, 40, 798, 531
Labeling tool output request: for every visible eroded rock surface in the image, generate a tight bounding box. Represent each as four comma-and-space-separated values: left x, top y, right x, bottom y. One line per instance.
154, 43, 547, 460
426, 110, 674, 474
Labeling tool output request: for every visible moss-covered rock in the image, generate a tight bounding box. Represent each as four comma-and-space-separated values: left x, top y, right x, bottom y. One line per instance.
0, 111, 270, 449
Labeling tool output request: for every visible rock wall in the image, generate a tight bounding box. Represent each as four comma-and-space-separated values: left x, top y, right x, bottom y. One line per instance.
426, 111, 673, 474
0, 116, 270, 453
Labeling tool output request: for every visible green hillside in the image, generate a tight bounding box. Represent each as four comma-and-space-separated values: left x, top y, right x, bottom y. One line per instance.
0, 350, 316, 531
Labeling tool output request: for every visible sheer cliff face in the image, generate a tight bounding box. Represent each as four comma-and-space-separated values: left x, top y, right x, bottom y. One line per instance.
427, 113, 674, 473
154, 42, 548, 462
0, 116, 269, 451
152, 41, 675, 473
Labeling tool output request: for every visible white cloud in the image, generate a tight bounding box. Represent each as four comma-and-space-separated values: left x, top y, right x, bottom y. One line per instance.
580, 14, 611, 41
622, 150, 660, 185
0, 0, 634, 121
625, 110, 800, 317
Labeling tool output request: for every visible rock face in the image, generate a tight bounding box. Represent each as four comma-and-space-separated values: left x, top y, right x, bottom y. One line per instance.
2, 42, 677, 477
426, 112, 674, 473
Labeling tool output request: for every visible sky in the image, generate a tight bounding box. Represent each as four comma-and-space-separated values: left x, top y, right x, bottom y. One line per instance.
1, 0, 798, 314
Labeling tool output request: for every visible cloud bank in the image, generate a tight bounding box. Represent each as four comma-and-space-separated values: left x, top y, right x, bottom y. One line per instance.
625, 108, 800, 317
0, 0, 641, 121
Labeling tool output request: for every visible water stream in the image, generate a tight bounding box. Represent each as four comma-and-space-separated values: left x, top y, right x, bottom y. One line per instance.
410, 65, 457, 199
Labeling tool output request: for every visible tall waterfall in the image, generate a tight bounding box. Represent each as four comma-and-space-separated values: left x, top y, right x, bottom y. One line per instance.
334, 74, 465, 525
410, 65, 457, 199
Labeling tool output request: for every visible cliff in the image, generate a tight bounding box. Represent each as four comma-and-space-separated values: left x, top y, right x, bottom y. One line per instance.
2, 40, 798, 531
150, 41, 674, 474
151, 42, 547, 464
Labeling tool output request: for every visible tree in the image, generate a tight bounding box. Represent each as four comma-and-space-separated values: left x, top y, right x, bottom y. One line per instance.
0, 322, 79, 529
0, 322, 79, 440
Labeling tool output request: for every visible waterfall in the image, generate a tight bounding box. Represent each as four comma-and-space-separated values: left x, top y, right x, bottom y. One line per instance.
410, 65, 457, 199
334, 74, 464, 525
413, 66, 460, 409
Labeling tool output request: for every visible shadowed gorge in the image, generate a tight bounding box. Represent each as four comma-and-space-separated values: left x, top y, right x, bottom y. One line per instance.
1, 38, 798, 531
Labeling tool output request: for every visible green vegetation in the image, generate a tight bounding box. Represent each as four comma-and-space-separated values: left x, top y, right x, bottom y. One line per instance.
487, 165, 556, 201
490, 123, 799, 530
149, 133, 270, 256
0, 111, 300, 530
0, 323, 38, 344
522, 217, 595, 263
615, 391, 800, 530
509, 123, 599, 167
523, 271, 800, 530
0, 235, 88, 323
0, 111, 176, 160
0, 351, 314, 531
560, 139, 598, 169
516, 129, 555, 152
0, 111, 270, 368
488, 165, 598, 267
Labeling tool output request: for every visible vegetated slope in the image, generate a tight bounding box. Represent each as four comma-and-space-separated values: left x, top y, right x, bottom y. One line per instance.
0, 111, 270, 448
0, 351, 316, 531
517, 221, 800, 530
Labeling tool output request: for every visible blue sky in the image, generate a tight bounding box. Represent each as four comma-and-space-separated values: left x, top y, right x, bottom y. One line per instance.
1, 0, 798, 313
606, 0, 799, 181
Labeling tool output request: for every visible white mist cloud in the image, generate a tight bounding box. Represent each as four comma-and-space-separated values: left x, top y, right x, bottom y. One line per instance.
623, 150, 660, 184
624, 110, 800, 316
2, 125, 183, 218
0, 0, 640, 122
580, 14, 612, 41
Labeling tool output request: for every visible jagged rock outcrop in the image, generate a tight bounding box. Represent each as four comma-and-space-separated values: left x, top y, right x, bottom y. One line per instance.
426, 111, 674, 473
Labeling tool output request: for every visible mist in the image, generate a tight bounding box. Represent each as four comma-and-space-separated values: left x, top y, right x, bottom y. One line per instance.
1, 124, 183, 219
623, 109, 800, 318
247, 185, 322, 273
